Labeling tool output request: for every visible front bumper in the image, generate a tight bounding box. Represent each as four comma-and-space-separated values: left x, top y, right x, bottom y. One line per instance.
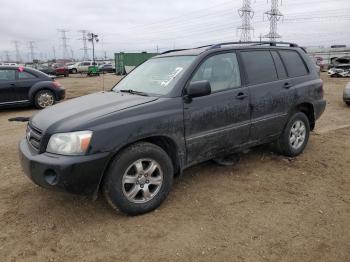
19, 139, 111, 196
343, 88, 350, 103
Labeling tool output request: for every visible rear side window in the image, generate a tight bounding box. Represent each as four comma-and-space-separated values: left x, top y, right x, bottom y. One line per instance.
18, 71, 37, 79
279, 50, 308, 77
271, 51, 287, 79
240, 51, 278, 85
0, 69, 16, 81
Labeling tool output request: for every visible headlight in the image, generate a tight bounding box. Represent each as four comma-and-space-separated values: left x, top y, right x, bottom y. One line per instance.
46, 131, 93, 155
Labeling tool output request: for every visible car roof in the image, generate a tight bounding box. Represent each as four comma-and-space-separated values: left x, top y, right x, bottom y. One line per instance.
156, 41, 302, 58
0, 66, 52, 79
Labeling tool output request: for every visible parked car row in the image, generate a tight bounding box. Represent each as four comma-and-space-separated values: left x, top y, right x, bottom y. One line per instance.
28, 64, 69, 77
68, 61, 115, 74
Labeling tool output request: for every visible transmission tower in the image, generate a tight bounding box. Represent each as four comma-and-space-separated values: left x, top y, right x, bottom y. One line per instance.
13, 41, 22, 62
237, 0, 254, 42
57, 29, 69, 60
4, 51, 10, 62
79, 30, 90, 60
52, 46, 56, 60
264, 0, 284, 42
28, 41, 35, 62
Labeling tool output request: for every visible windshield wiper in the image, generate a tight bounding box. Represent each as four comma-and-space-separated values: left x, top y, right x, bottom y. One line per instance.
119, 89, 149, 96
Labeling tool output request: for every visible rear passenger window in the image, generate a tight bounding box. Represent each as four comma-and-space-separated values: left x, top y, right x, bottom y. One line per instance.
271, 51, 287, 79
279, 50, 308, 77
241, 51, 278, 85
18, 71, 36, 79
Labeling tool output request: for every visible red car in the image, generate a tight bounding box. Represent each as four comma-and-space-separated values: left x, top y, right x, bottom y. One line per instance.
52, 64, 69, 77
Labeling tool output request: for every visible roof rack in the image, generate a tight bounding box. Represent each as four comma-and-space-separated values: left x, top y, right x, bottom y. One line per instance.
160, 49, 188, 55
208, 41, 299, 50
160, 41, 300, 55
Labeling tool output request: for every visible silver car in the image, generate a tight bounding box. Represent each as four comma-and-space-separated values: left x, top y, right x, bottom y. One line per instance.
344, 82, 350, 106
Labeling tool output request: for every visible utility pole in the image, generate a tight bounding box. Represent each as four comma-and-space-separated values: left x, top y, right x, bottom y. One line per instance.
237, 0, 254, 42
13, 40, 22, 63
28, 41, 35, 62
88, 32, 99, 64
264, 0, 284, 42
79, 30, 89, 60
57, 29, 69, 60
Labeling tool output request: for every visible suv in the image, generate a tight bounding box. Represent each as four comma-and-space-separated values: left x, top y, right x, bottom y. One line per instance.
69, 61, 104, 74
19, 42, 326, 215
0, 66, 65, 109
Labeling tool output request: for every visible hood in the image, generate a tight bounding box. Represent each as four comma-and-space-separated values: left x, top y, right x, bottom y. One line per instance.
31, 91, 158, 132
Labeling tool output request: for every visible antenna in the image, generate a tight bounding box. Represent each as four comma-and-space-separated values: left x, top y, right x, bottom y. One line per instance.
79, 30, 90, 60
57, 29, 70, 60
264, 0, 284, 42
237, 0, 254, 42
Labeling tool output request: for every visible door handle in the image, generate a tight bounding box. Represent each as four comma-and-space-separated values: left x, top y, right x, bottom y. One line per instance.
236, 92, 248, 100
283, 81, 293, 89
10, 83, 16, 86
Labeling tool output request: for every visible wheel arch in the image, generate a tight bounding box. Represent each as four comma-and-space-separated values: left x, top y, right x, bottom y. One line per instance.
94, 135, 182, 200
296, 102, 315, 130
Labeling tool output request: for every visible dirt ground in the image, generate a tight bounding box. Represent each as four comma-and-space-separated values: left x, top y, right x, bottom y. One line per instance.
0, 73, 349, 262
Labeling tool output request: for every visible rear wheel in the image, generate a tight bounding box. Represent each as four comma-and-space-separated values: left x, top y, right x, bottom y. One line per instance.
34, 90, 55, 109
71, 68, 77, 74
276, 112, 310, 157
103, 142, 174, 215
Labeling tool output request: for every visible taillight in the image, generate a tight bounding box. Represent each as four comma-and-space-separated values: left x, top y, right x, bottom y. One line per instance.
53, 80, 61, 88
320, 81, 324, 98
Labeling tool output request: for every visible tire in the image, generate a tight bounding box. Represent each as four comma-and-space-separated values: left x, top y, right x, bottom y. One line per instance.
276, 112, 310, 157
345, 101, 350, 106
103, 142, 174, 216
34, 90, 55, 109
71, 68, 77, 74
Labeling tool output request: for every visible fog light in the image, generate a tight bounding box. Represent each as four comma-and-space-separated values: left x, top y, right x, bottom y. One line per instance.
44, 169, 58, 185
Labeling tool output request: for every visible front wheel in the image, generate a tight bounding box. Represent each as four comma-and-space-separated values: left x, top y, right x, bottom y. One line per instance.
34, 90, 55, 109
103, 142, 174, 215
276, 112, 310, 157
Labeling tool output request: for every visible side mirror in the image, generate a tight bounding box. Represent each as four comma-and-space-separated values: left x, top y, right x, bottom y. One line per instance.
185, 80, 211, 99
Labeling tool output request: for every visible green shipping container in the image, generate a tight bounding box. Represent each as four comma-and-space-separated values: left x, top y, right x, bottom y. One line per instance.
115, 52, 158, 75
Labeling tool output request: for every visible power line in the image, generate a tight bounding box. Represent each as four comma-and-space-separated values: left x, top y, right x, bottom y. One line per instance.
57, 29, 69, 60
237, 0, 254, 42
264, 0, 284, 42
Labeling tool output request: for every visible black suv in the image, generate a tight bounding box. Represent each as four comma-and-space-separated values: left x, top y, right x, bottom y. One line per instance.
19, 42, 326, 215
0, 66, 65, 109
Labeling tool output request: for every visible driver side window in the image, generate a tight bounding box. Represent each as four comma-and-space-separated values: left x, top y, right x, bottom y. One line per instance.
191, 52, 241, 92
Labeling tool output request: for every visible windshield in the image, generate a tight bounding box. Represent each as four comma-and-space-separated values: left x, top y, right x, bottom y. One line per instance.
113, 56, 196, 96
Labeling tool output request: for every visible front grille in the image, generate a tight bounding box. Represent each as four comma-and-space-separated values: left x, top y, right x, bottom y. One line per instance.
26, 124, 43, 151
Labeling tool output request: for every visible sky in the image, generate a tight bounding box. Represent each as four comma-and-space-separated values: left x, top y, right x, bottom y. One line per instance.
0, 0, 350, 61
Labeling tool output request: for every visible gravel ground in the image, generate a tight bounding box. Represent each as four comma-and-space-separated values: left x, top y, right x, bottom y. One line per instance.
0, 73, 349, 262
